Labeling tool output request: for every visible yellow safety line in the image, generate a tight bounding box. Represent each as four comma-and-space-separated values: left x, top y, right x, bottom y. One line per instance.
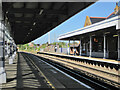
26, 54, 56, 90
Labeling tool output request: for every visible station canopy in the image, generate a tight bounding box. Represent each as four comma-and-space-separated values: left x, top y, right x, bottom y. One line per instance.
2, 2, 95, 44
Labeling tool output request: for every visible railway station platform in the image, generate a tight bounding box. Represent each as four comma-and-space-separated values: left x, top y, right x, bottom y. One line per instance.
1, 52, 91, 89
37, 51, 120, 65
2, 52, 49, 89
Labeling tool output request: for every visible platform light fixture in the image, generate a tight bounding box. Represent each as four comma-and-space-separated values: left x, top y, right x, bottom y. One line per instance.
92, 34, 95, 36
39, 9, 44, 15
30, 29, 32, 31
104, 32, 110, 34
6, 11, 8, 14
33, 22, 36, 25
113, 35, 118, 37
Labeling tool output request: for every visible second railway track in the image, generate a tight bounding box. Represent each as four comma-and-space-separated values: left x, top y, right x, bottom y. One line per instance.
21, 52, 119, 89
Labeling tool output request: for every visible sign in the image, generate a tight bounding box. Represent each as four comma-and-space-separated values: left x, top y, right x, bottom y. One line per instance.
0, 42, 3, 46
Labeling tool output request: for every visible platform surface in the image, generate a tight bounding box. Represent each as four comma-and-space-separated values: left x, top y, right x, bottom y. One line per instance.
1, 52, 91, 89
2, 53, 50, 89
38, 51, 120, 65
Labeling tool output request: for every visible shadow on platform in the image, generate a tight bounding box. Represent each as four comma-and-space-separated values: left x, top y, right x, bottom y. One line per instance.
2, 52, 50, 89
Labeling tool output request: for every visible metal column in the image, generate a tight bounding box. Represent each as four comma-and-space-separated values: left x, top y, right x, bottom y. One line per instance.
118, 32, 120, 61
6, 40, 9, 57
69, 40, 70, 55
79, 39, 82, 56
89, 35, 92, 57
48, 32, 50, 45
103, 34, 107, 59
73, 40, 75, 55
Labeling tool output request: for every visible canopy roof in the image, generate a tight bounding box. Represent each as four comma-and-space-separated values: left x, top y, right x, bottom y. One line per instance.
2, 2, 95, 44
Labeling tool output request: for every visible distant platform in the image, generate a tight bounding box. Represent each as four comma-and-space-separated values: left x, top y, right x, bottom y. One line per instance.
37, 52, 119, 65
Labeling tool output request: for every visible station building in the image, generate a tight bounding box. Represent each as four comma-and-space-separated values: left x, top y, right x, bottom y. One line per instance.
58, 2, 120, 60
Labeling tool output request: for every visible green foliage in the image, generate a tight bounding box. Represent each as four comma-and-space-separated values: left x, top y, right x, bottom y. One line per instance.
57, 42, 66, 48
17, 41, 73, 52
41, 44, 46, 49
17, 43, 34, 51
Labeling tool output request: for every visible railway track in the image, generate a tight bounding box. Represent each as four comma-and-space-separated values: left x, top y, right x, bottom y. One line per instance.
36, 52, 120, 88
21, 53, 55, 89
21, 52, 119, 89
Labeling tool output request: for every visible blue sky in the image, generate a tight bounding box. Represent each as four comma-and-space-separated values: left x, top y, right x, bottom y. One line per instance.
33, 0, 119, 44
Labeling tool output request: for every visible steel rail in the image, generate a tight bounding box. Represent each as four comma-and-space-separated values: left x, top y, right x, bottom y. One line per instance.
38, 54, 120, 89
21, 52, 118, 89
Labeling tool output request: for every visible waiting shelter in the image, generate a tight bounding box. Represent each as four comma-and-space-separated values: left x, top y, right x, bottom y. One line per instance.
58, 2, 120, 60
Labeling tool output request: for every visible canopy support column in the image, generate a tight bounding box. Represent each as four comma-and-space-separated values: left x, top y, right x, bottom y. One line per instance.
73, 40, 75, 56
69, 40, 70, 55
89, 35, 92, 57
79, 39, 82, 56
9, 43, 13, 64
118, 32, 120, 61
103, 34, 107, 59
